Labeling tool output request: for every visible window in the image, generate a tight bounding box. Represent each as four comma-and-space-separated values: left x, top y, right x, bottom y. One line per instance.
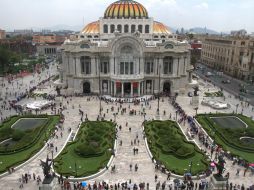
125, 62, 129, 74
145, 25, 149, 33
130, 62, 134, 74
80, 56, 91, 74
117, 24, 122, 33
145, 61, 154, 74
163, 56, 173, 74
103, 24, 108, 33
100, 61, 109, 74
110, 25, 115, 33
120, 62, 124, 74
124, 25, 129, 33
138, 25, 143, 33
131, 25, 136, 33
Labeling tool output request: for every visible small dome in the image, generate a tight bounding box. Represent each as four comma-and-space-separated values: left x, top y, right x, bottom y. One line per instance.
81, 21, 99, 34
104, 0, 148, 19
153, 21, 172, 34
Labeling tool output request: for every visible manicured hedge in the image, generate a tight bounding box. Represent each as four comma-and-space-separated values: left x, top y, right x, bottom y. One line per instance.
196, 113, 254, 162
0, 115, 60, 173
54, 121, 116, 177
145, 120, 208, 175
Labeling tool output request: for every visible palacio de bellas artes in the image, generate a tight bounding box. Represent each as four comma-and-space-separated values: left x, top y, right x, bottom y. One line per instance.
1, 0, 254, 189
60, 0, 193, 97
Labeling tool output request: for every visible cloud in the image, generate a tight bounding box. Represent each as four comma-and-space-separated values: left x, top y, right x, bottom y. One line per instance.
195, 2, 209, 9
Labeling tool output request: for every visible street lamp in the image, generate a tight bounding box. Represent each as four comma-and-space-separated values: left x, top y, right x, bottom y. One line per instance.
189, 161, 193, 174
194, 107, 199, 116
235, 104, 239, 114
175, 111, 178, 122
98, 57, 102, 117
157, 63, 161, 116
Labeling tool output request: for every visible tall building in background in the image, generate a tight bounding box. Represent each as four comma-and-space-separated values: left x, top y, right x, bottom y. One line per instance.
0, 29, 6, 39
201, 32, 254, 81
61, 0, 193, 96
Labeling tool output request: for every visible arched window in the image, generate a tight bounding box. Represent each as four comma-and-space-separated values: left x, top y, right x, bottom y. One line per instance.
117, 24, 122, 33
163, 56, 173, 74
145, 25, 149, 33
80, 56, 91, 74
103, 24, 108, 33
138, 25, 143, 33
110, 25, 115, 33
124, 25, 129, 33
131, 25, 136, 33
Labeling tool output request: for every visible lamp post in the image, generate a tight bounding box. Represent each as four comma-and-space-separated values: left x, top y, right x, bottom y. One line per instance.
98, 57, 102, 118
189, 161, 193, 174
235, 104, 239, 114
157, 63, 161, 116
175, 110, 178, 122
194, 107, 199, 116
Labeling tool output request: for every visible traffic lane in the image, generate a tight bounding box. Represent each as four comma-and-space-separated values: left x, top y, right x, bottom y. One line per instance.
195, 71, 254, 105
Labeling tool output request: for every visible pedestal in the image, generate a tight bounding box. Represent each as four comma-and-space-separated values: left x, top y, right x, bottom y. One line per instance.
191, 95, 199, 107
39, 177, 56, 190
209, 174, 227, 190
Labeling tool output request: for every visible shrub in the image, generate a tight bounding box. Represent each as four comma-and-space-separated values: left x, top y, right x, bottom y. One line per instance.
12, 130, 25, 141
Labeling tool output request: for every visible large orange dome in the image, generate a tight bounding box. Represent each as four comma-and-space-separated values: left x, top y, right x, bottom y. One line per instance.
104, 0, 148, 19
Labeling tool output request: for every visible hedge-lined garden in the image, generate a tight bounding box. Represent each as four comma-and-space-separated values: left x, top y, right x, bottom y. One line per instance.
196, 113, 254, 162
54, 121, 116, 177
145, 120, 208, 175
0, 114, 60, 173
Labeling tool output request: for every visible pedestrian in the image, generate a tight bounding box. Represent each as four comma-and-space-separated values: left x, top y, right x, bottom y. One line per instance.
155, 174, 158, 182
33, 173, 36, 180
236, 168, 240, 176
167, 172, 171, 180
130, 164, 132, 171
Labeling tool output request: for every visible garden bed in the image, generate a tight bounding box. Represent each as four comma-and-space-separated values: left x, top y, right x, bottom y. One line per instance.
53, 121, 116, 177
145, 120, 208, 175
0, 115, 60, 173
196, 113, 254, 162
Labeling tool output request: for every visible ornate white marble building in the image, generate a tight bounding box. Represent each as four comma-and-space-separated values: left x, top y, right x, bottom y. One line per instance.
61, 0, 193, 97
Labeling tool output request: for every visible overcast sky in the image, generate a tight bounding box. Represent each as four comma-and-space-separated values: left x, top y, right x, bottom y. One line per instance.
1, 0, 254, 33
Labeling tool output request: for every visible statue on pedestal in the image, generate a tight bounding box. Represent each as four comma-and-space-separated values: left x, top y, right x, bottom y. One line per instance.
40, 154, 54, 184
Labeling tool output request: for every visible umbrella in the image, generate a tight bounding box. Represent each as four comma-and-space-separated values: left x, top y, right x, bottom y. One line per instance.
249, 163, 254, 167
173, 178, 180, 183
81, 181, 87, 187
185, 173, 192, 176
210, 162, 215, 167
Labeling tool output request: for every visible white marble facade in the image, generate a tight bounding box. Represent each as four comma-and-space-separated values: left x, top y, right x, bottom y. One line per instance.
61, 0, 193, 97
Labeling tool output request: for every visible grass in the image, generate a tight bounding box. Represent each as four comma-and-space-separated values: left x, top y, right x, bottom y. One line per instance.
196, 113, 254, 162
54, 121, 116, 177
0, 115, 60, 173
145, 120, 208, 175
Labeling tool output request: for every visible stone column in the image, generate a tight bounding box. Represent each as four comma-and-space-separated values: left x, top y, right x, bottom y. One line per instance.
121, 82, 124, 97
138, 82, 140, 96
114, 82, 116, 96
131, 82, 133, 97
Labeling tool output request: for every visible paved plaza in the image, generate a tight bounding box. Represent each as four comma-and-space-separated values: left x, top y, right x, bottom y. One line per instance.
0, 67, 254, 190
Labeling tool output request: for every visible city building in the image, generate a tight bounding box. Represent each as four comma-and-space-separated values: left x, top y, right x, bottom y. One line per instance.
0, 29, 6, 39
32, 34, 66, 44
201, 33, 254, 81
33, 34, 66, 57
61, 0, 193, 96
190, 40, 202, 68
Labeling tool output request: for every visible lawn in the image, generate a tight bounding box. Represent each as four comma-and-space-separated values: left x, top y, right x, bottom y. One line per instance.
0, 115, 60, 173
53, 121, 116, 177
196, 113, 254, 162
145, 120, 208, 175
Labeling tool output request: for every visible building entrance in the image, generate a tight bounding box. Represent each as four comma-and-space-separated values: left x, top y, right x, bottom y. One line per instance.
124, 83, 131, 96
163, 82, 171, 95
83, 82, 91, 93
